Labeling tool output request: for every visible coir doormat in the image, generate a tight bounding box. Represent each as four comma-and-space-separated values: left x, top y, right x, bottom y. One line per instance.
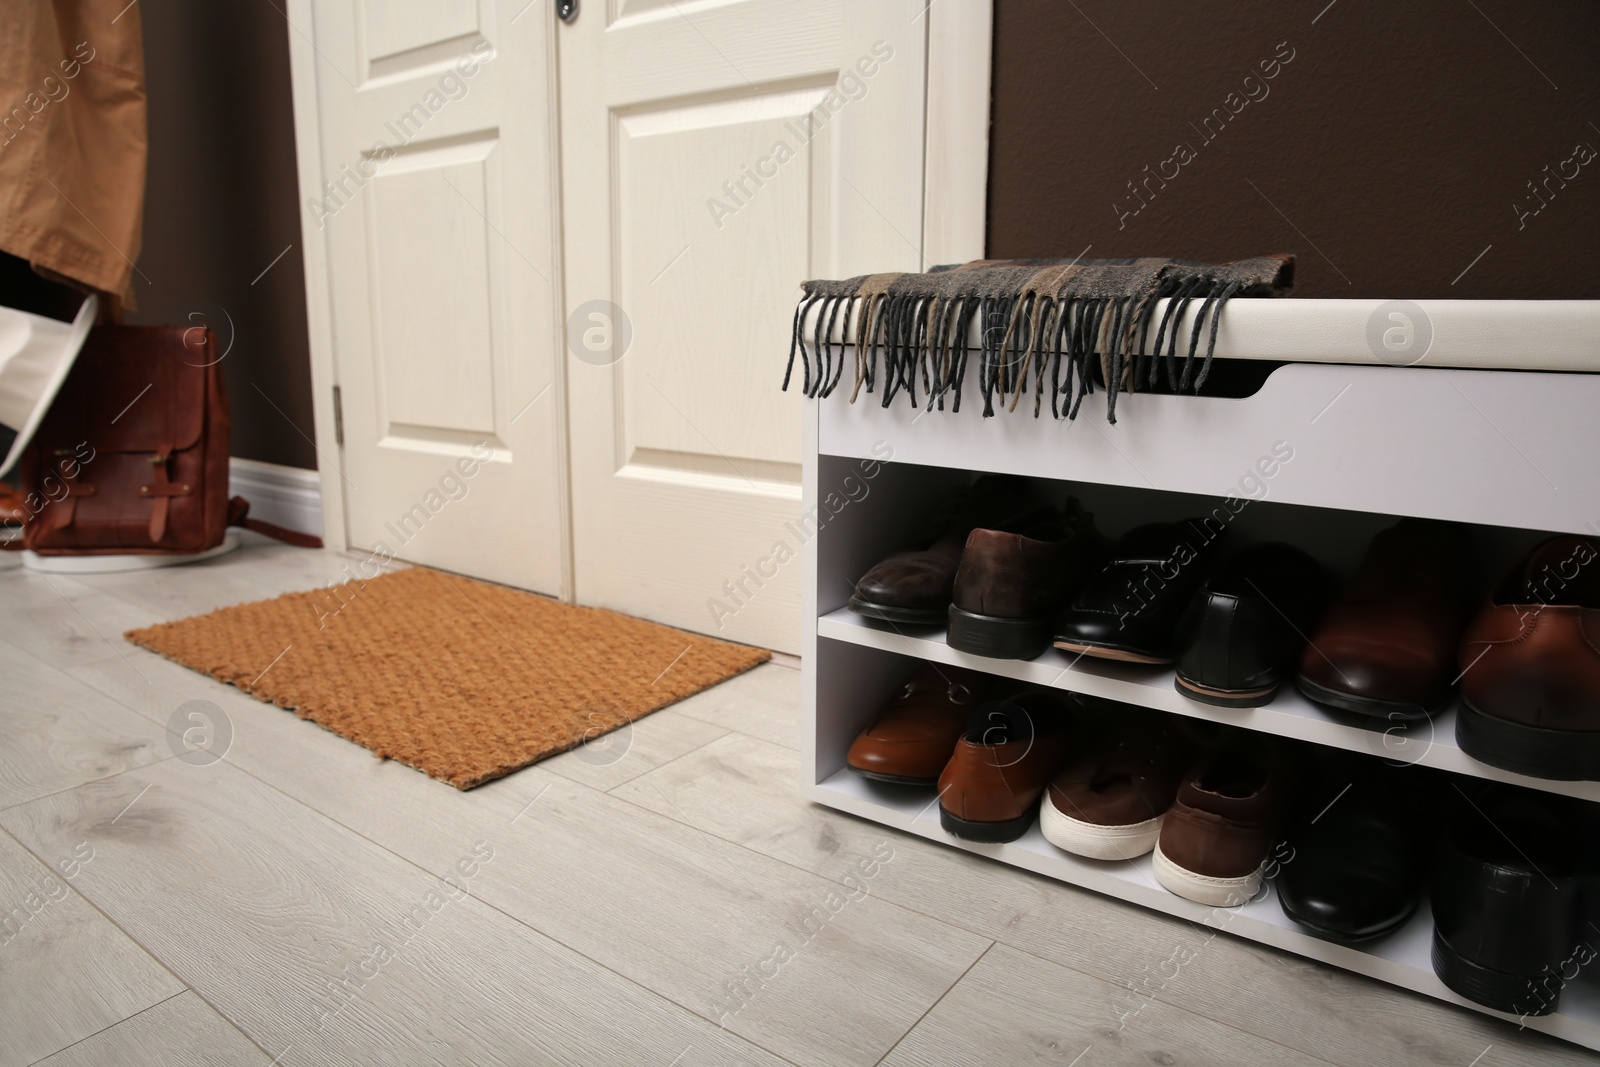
125, 567, 770, 789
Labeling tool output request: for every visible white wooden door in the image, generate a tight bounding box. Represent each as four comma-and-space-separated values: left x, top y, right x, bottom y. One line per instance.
558, 0, 930, 652
309, 1, 567, 593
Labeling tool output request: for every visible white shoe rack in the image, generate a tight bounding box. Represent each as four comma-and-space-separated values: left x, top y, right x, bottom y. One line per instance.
798, 300, 1600, 1051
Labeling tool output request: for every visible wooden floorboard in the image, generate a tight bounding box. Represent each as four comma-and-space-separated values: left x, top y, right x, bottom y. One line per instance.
879, 942, 1330, 1067
0, 830, 183, 1067
0, 761, 793, 1067
30, 992, 272, 1067
0, 640, 171, 810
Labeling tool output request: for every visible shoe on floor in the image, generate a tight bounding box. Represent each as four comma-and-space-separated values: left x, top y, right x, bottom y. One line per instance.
848, 475, 1039, 625
1039, 715, 1197, 861
1052, 520, 1228, 665
1173, 543, 1331, 707
1456, 535, 1600, 781
1296, 518, 1470, 721
937, 689, 1080, 843
846, 662, 988, 786
945, 498, 1104, 661
1153, 745, 1280, 907
1276, 773, 1425, 943
1430, 786, 1579, 1017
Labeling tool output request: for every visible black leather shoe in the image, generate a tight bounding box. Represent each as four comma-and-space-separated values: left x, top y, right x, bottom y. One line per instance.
1277, 773, 1424, 943
849, 475, 1037, 624
1052, 520, 1227, 664
1173, 543, 1330, 707
1431, 786, 1580, 1017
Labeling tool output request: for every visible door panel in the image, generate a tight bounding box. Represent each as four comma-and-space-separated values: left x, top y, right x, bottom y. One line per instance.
313, 2, 566, 593
560, 1, 929, 652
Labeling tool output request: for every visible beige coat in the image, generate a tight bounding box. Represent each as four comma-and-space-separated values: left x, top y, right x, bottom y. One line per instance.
0, 0, 147, 312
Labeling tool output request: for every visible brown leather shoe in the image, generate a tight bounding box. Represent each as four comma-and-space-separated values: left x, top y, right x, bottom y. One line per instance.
1457, 536, 1600, 781
1153, 746, 1280, 907
849, 475, 1038, 624
1296, 519, 1471, 721
946, 499, 1104, 660
937, 690, 1080, 842
846, 663, 988, 785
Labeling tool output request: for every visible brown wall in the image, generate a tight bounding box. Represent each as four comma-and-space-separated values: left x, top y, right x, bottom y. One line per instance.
130, 2, 316, 469
987, 0, 1600, 298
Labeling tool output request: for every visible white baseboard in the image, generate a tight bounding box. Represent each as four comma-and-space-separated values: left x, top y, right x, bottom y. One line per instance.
229, 458, 323, 539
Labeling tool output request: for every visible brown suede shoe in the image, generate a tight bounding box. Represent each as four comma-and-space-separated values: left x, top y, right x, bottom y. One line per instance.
1153, 747, 1280, 907
937, 690, 1080, 842
849, 475, 1039, 624
1039, 716, 1198, 861
946, 499, 1103, 660
1296, 519, 1471, 721
1457, 536, 1600, 781
846, 663, 988, 785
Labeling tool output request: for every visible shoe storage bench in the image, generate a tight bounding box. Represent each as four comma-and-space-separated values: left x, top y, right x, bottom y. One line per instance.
797, 299, 1600, 1051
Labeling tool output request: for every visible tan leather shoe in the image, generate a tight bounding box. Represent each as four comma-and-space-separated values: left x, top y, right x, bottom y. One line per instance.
937, 690, 1080, 842
1457, 536, 1600, 780
846, 663, 987, 785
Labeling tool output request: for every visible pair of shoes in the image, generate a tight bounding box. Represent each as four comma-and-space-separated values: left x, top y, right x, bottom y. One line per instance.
1171, 543, 1332, 706
1456, 535, 1600, 781
848, 479, 1105, 660
847, 475, 1046, 625
1296, 519, 1471, 721
1050, 521, 1331, 705
1040, 724, 1284, 908
1430, 785, 1582, 1016
1275, 763, 1428, 943
1294, 522, 1600, 781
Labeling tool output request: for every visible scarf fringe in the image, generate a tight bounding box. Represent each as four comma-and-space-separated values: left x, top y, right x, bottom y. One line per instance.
784, 271, 1250, 423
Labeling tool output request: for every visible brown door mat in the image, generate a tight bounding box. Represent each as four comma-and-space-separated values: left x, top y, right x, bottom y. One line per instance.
125, 567, 771, 789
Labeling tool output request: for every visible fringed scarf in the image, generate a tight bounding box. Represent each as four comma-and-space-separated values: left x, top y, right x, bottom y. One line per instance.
783, 255, 1293, 423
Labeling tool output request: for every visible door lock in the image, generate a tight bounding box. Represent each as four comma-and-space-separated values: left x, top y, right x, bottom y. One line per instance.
557, 0, 578, 22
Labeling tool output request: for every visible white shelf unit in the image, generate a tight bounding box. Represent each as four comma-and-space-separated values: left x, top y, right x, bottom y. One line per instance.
798, 316, 1600, 1052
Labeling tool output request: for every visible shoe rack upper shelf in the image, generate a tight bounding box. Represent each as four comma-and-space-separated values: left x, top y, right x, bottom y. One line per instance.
815, 360, 1600, 539
800, 296, 1600, 371
817, 610, 1600, 805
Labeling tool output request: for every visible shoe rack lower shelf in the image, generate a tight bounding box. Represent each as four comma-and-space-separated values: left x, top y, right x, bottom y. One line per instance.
805, 767, 1600, 1049
818, 608, 1600, 805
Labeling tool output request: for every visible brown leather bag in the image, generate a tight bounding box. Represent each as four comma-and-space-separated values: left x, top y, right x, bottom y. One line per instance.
20, 324, 234, 555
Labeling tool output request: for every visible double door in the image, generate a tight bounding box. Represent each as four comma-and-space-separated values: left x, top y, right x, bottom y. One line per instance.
293, 0, 981, 651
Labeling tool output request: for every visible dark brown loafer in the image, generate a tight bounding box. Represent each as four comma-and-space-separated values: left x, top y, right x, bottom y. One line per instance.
1456, 536, 1600, 780
846, 663, 987, 785
945, 499, 1103, 660
1296, 518, 1471, 721
1153, 745, 1281, 907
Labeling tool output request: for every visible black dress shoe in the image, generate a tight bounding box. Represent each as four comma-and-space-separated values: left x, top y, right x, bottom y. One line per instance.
1173, 543, 1331, 707
1431, 786, 1580, 1017
1277, 774, 1424, 943
1052, 520, 1227, 664
848, 475, 1037, 624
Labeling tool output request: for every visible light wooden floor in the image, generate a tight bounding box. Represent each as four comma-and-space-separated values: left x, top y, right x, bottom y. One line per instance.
0, 534, 1589, 1067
